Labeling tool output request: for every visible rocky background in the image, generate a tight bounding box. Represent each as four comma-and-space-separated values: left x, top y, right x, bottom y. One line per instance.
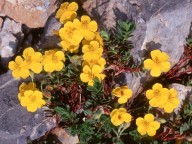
0, 0, 192, 144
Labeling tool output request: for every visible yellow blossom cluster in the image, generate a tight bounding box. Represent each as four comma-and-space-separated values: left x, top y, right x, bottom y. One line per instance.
18, 82, 45, 112
110, 86, 133, 126
8, 47, 65, 79
146, 83, 180, 113
56, 2, 106, 86
8, 47, 65, 112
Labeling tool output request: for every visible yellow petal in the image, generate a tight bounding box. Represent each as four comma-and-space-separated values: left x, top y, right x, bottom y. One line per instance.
20, 68, 30, 79
122, 113, 132, 122
147, 127, 156, 136
54, 51, 65, 61
96, 74, 106, 81
110, 109, 118, 117
15, 56, 23, 64
34, 90, 43, 99
27, 104, 38, 112
55, 61, 64, 71
80, 73, 91, 83
12, 70, 20, 79
152, 83, 162, 90
136, 117, 144, 126
160, 62, 171, 72
146, 90, 154, 99
144, 59, 155, 70
112, 87, 121, 97
123, 89, 132, 98
164, 103, 174, 113
92, 65, 102, 76
73, 19, 81, 29
149, 99, 159, 107
67, 2, 78, 11
118, 96, 128, 104
30, 62, 42, 73
81, 15, 91, 23
150, 121, 160, 130
23, 47, 34, 59
88, 21, 98, 32
137, 126, 147, 135
151, 50, 161, 60
44, 62, 55, 73
111, 117, 123, 126
144, 113, 154, 122
84, 30, 95, 41
119, 108, 127, 113
55, 2, 69, 18
150, 67, 161, 77
20, 96, 30, 107
82, 45, 89, 53
8, 61, 16, 70
31, 52, 42, 62
159, 52, 169, 62
83, 65, 91, 74
88, 80, 94, 86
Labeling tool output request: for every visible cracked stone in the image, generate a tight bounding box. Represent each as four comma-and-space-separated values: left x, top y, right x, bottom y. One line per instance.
0, 71, 56, 144
0, 0, 61, 28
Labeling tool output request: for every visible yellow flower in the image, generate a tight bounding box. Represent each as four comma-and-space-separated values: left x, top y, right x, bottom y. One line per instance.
8, 56, 30, 79
59, 21, 83, 53
110, 108, 132, 126
136, 113, 160, 136
73, 15, 98, 40
42, 50, 65, 73
22, 47, 42, 73
82, 57, 106, 68
18, 82, 37, 101
146, 83, 169, 108
20, 90, 46, 112
56, 2, 78, 24
82, 41, 103, 61
80, 65, 105, 86
163, 88, 180, 113
144, 50, 171, 77
82, 32, 104, 47
112, 86, 132, 104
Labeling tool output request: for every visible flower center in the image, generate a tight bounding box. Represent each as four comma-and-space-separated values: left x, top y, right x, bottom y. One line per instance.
52, 55, 59, 62
121, 90, 124, 96
82, 20, 89, 29
29, 94, 36, 102
118, 114, 123, 120
142, 121, 149, 127
154, 89, 160, 96
154, 57, 160, 63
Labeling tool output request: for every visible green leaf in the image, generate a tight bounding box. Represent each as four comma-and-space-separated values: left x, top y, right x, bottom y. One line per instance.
101, 30, 110, 41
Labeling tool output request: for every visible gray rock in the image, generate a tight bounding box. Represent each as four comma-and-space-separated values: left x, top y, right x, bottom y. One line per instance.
0, 71, 56, 144
0, 18, 23, 67
0, 0, 61, 28
37, 15, 61, 49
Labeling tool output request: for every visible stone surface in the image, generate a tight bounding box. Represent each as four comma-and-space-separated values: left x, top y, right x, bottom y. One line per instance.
0, 18, 23, 67
0, 71, 56, 144
0, 0, 60, 28
0, 17, 3, 30
83, 0, 192, 99
51, 128, 79, 144
37, 14, 61, 49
